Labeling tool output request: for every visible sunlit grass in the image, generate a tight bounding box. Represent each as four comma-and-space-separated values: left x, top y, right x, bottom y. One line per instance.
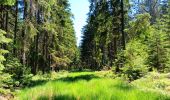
132, 72, 170, 93
15, 72, 170, 100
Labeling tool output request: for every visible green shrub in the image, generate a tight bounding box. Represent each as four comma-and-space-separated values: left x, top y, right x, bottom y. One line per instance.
132, 72, 170, 93
0, 29, 12, 94
122, 39, 148, 81
4, 57, 23, 80
4, 56, 33, 87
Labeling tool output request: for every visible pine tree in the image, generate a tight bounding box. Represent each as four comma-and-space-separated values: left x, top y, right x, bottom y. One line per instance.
0, 29, 11, 72
1, 0, 77, 75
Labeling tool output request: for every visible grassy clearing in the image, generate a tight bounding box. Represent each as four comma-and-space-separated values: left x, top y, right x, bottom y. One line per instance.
15, 72, 170, 100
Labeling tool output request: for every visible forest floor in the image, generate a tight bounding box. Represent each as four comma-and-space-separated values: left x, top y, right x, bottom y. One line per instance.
14, 71, 170, 100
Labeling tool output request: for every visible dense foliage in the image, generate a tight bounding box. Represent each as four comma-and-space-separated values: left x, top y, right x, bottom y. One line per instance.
0, 0, 169, 99
0, 0, 77, 94
81, 0, 170, 80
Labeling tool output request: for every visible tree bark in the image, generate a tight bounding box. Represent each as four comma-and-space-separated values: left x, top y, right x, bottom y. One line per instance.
21, 0, 27, 65
121, 0, 125, 50
14, 0, 18, 56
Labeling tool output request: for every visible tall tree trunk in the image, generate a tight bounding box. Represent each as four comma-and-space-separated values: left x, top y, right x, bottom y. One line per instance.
0, 5, 3, 29
108, 41, 115, 66
5, 7, 8, 33
45, 33, 49, 72
121, 0, 125, 50
33, 2, 40, 74
22, 0, 27, 65
29, 0, 32, 20
42, 33, 46, 74
14, 0, 18, 56
1, 5, 5, 30
34, 33, 39, 74
4, 6, 9, 50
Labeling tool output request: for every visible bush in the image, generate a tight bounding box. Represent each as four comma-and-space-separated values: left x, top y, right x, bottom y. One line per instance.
4, 56, 33, 87
132, 72, 170, 92
4, 57, 23, 80
122, 39, 148, 81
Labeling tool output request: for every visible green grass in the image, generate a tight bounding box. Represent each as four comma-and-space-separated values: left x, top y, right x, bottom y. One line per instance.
15, 72, 170, 100
132, 72, 170, 93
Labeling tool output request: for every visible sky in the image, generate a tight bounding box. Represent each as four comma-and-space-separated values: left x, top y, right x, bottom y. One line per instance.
69, 0, 90, 46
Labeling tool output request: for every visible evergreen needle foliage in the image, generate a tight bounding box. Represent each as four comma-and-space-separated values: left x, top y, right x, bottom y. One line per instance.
0, 0, 169, 99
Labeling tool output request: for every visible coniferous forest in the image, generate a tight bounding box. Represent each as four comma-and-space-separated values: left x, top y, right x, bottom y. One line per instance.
0, 0, 170, 100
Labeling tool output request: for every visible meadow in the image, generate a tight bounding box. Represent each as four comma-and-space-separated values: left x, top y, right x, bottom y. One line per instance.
15, 71, 170, 100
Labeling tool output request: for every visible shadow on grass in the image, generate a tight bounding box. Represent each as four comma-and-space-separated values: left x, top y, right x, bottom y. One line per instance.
56, 74, 100, 82
113, 82, 134, 91
69, 69, 94, 73
26, 80, 48, 88
37, 94, 77, 100
26, 73, 100, 88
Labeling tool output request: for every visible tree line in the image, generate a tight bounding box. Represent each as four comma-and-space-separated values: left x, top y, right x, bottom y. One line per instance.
81, 0, 170, 79
0, 0, 77, 90
0, 0, 170, 93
